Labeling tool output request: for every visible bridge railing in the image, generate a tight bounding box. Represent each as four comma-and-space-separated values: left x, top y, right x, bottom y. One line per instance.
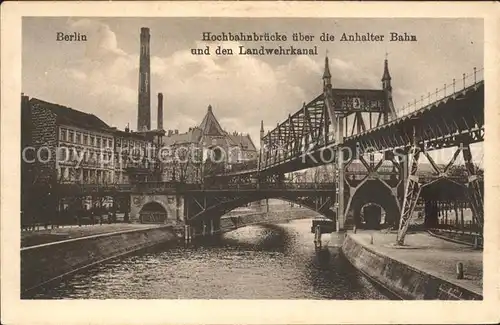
59, 183, 134, 193
198, 182, 334, 190
397, 67, 484, 117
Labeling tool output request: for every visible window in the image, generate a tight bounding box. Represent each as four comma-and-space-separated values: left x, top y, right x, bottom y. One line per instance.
90, 136, 95, 146
68, 131, 74, 143
60, 129, 67, 141
83, 135, 88, 145
76, 133, 81, 144
97, 138, 101, 148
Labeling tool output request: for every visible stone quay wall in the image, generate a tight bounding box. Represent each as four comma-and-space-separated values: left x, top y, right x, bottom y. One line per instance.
341, 234, 482, 300
21, 226, 177, 294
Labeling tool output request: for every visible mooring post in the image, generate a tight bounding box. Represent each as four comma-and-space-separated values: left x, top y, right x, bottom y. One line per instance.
473, 235, 479, 250
456, 262, 464, 279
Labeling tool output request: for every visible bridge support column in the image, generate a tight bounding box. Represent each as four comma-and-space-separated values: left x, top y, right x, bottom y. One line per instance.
335, 117, 345, 232
462, 144, 484, 231
210, 219, 215, 235
184, 224, 192, 244
202, 221, 207, 236
397, 145, 421, 245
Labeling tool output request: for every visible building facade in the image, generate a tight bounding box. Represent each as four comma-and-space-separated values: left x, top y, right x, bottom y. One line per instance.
22, 96, 165, 186
161, 105, 258, 182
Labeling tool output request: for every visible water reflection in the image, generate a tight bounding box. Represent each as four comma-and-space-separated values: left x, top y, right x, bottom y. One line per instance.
27, 219, 392, 300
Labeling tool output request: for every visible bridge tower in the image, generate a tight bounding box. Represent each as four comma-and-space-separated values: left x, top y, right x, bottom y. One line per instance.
322, 56, 345, 231
382, 56, 397, 122
260, 120, 265, 146
331, 56, 403, 232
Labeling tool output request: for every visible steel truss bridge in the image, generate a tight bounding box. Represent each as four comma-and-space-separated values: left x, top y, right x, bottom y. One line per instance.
55, 57, 484, 245
207, 57, 484, 244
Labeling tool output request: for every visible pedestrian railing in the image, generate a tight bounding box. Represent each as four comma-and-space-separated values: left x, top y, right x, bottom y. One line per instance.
397, 67, 484, 117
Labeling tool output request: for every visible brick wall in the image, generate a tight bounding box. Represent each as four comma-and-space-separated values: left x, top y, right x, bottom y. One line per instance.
30, 102, 58, 184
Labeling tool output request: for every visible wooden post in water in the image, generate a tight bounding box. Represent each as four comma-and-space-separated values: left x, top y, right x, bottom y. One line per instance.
314, 224, 322, 249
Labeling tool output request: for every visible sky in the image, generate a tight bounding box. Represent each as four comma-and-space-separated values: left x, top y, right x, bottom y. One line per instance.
22, 17, 483, 163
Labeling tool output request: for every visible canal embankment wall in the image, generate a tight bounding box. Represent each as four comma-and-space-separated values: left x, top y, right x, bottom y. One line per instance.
341, 233, 482, 300
21, 225, 177, 293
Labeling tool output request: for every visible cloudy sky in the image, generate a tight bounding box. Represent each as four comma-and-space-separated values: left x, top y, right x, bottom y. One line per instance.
22, 17, 483, 162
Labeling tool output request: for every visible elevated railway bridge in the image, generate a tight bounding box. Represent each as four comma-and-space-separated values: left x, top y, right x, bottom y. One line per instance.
54, 56, 484, 245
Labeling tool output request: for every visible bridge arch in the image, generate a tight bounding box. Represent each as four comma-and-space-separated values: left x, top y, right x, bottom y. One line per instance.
358, 203, 386, 229
346, 180, 400, 228
139, 201, 168, 223
187, 194, 332, 224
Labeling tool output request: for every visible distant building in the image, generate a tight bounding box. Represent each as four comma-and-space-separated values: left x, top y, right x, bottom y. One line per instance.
161, 105, 258, 182
21, 95, 163, 186
23, 96, 116, 185
113, 128, 164, 183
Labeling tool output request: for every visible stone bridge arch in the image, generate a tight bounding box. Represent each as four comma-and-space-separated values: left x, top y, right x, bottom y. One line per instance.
345, 179, 401, 228
130, 194, 184, 223
139, 201, 168, 223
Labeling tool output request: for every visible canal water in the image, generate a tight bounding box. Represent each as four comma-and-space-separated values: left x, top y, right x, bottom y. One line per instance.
29, 219, 392, 299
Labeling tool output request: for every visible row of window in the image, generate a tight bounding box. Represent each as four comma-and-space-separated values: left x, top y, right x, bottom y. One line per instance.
115, 138, 156, 151
58, 167, 124, 183
60, 128, 114, 148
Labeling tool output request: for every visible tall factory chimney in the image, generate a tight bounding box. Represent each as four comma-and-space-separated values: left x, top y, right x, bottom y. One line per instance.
137, 27, 151, 131
157, 92, 164, 130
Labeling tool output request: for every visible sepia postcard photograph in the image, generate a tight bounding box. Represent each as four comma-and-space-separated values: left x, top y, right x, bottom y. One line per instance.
1, 1, 499, 325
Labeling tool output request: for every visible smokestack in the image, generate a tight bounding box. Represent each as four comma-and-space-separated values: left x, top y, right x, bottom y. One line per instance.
137, 27, 151, 132
157, 92, 163, 130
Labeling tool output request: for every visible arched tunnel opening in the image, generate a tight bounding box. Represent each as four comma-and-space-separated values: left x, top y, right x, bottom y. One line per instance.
359, 203, 386, 230
139, 202, 167, 224
347, 180, 400, 229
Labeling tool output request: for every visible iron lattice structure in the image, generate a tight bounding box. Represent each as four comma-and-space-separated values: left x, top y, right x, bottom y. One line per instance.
213, 58, 484, 244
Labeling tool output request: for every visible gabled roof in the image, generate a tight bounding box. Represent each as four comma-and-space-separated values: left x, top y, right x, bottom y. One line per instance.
162, 127, 202, 146
199, 105, 226, 136
228, 133, 257, 151
29, 98, 111, 132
